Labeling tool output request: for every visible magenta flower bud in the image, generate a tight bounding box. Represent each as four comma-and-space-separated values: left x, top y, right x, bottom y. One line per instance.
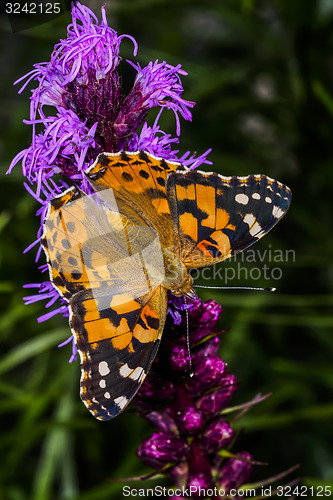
200, 299, 223, 324
137, 432, 188, 469
169, 342, 191, 371
187, 472, 213, 497
219, 451, 253, 491
177, 406, 205, 435
190, 300, 223, 343
196, 373, 238, 416
133, 375, 175, 409
145, 411, 178, 433
187, 356, 226, 396
192, 336, 220, 364
200, 418, 234, 453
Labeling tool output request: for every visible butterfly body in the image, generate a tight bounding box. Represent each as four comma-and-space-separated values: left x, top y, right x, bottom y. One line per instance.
41, 150, 291, 420
159, 247, 195, 298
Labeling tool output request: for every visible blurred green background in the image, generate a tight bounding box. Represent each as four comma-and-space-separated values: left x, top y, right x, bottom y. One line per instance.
1, 0, 333, 498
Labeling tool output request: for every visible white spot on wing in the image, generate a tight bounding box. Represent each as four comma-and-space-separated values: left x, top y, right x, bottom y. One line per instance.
252, 193, 261, 200
265, 196, 272, 203
99, 379, 106, 389
114, 396, 129, 410
272, 206, 285, 219
249, 221, 263, 236
104, 391, 111, 399
98, 361, 110, 376
129, 366, 145, 381
235, 193, 249, 205
243, 213, 263, 236
244, 213, 256, 227
119, 363, 132, 378
120, 364, 146, 382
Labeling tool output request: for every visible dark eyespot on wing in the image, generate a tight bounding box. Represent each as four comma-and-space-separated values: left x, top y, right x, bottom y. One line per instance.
121, 171, 133, 182
139, 169, 150, 179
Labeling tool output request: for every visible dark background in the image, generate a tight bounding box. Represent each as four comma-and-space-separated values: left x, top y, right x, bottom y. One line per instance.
0, 0, 332, 498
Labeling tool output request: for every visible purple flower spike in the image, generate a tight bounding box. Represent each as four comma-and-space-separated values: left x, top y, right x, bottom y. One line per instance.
177, 407, 205, 436
133, 298, 279, 493
219, 451, 253, 491
200, 418, 234, 453
137, 432, 188, 470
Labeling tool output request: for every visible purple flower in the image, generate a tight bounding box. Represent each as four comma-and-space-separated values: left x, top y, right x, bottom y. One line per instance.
177, 407, 205, 436
127, 60, 195, 135
8, 2, 206, 195
200, 418, 234, 453
8, 1, 211, 360
187, 355, 226, 396
187, 473, 213, 497
137, 432, 188, 469
196, 373, 238, 417
169, 341, 191, 371
219, 451, 253, 492
145, 411, 178, 434
133, 296, 294, 496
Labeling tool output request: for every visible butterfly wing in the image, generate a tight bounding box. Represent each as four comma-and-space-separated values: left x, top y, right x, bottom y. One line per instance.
42, 186, 167, 420
85, 150, 182, 247
71, 285, 167, 420
166, 170, 291, 268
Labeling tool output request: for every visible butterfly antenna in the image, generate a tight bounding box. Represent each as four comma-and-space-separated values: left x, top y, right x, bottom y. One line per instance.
183, 295, 194, 377
194, 285, 276, 292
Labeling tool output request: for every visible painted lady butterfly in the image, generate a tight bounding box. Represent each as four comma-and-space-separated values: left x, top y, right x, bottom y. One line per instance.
42, 151, 291, 420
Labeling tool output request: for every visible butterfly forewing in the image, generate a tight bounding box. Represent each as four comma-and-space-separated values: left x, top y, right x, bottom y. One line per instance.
85, 150, 182, 247
166, 170, 291, 268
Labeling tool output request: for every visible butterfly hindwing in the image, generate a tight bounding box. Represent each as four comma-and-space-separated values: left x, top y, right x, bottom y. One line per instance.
166, 169, 291, 268
71, 286, 167, 419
